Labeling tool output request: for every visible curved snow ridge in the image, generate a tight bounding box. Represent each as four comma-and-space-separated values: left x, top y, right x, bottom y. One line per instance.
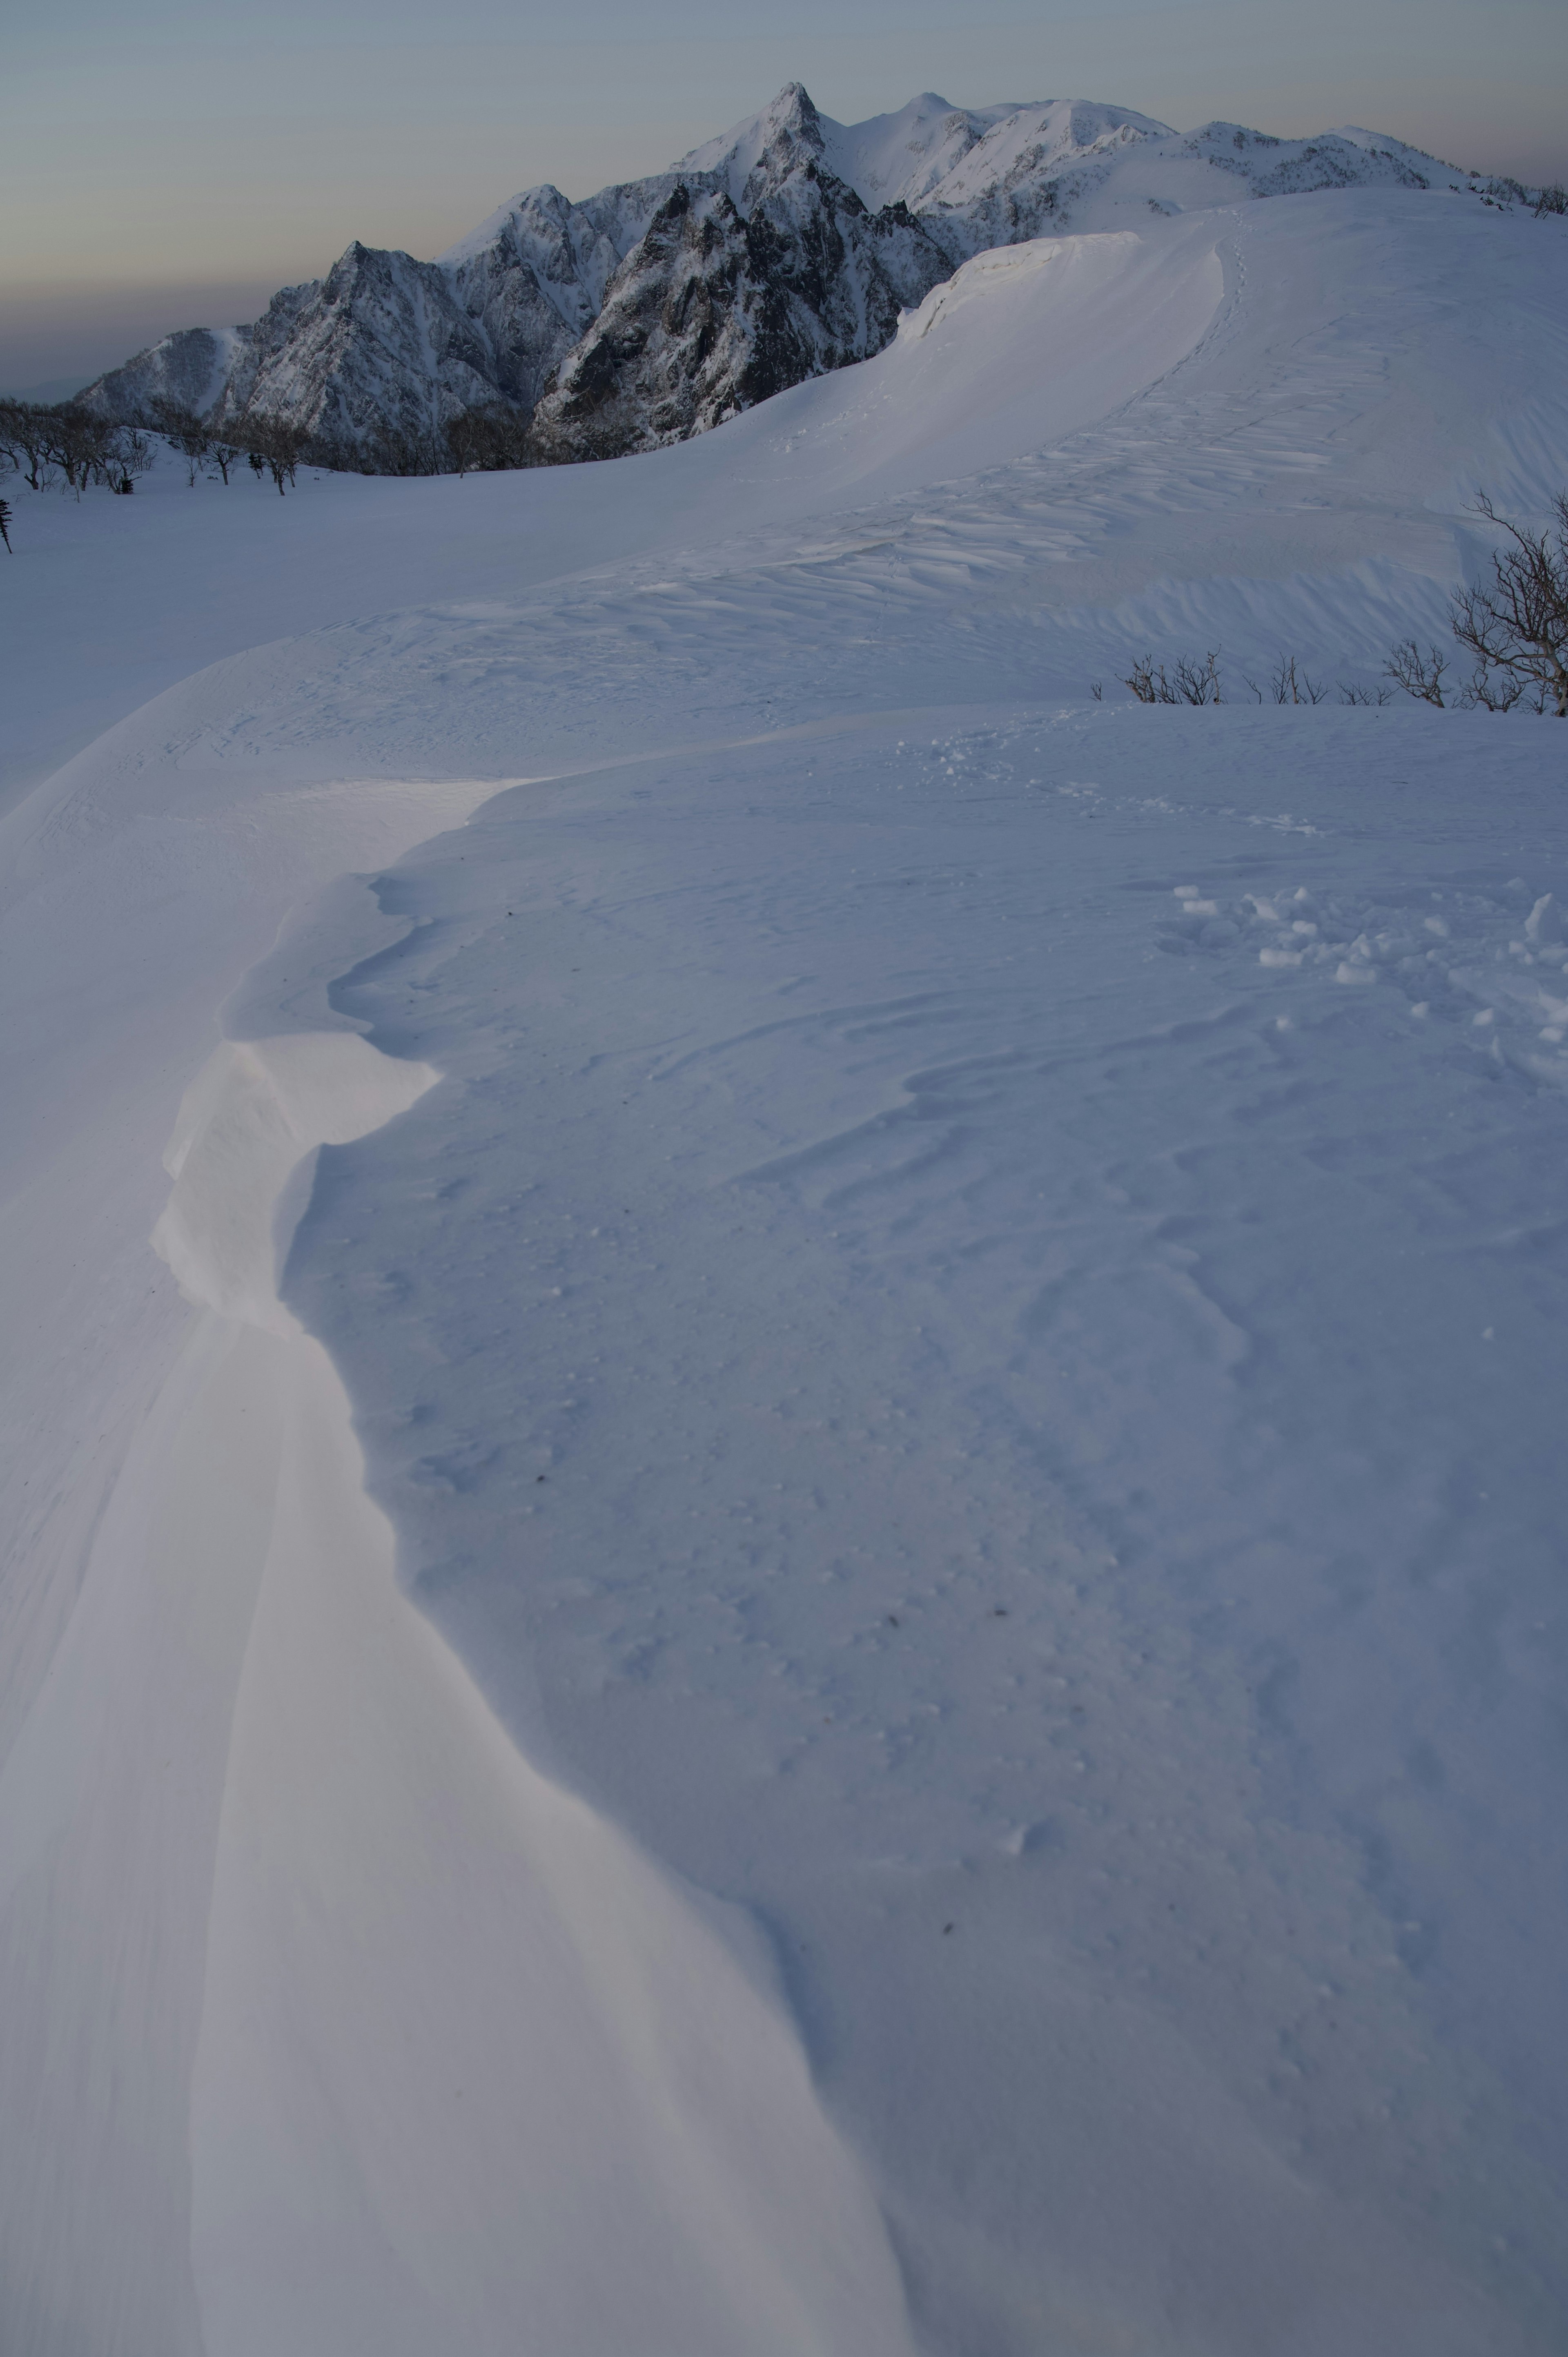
899, 227, 1142, 339
759, 216, 1226, 504
152, 1033, 439, 1334
150, 1019, 913, 2356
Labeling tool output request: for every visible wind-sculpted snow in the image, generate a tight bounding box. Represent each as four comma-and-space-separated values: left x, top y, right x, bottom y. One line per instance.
77, 79, 1513, 464
280, 708, 1568, 2357
3, 181, 1568, 2356
151, 1033, 439, 1333
145, 1015, 915, 2357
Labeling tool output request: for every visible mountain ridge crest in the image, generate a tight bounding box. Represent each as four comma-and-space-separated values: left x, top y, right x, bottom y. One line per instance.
76, 85, 1493, 466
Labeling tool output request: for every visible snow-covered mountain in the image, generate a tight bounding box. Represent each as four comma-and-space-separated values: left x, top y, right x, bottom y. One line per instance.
80, 84, 1488, 464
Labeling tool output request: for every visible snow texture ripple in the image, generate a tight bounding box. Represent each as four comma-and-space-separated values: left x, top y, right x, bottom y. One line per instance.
1, 164, 1566, 2357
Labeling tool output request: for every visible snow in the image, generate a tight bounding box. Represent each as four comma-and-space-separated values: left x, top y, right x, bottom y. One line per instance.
817, 92, 1029, 209
2, 175, 1567, 2355
82, 83, 1510, 461
837, 96, 1177, 220
688, 86, 1451, 258
188, 1324, 910, 2357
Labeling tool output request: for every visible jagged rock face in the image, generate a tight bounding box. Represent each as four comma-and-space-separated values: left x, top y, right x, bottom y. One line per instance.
739, 176, 943, 396
77, 81, 1468, 467
527, 129, 953, 462
76, 256, 496, 452
444, 205, 591, 413
526, 186, 753, 461
441, 173, 706, 412
208, 246, 501, 451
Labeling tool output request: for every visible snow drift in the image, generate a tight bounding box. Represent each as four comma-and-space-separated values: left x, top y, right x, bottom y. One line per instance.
2, 159, 1567, 2357
154, 1030, 913, 2357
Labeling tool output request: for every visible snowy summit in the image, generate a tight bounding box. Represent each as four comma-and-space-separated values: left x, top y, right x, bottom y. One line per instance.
81, 83, 1469, 464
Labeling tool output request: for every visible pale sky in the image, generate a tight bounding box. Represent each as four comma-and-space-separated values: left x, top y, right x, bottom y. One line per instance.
5, 0, 1565, 392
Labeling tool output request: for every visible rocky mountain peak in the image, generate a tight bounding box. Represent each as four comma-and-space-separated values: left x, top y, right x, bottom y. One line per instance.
76, 85, 1482, 470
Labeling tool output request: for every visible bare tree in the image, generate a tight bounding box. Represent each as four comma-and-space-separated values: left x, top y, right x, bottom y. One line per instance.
443, 404, 533, 477
48, 406, 119, 497
1460, 665, 1545, 713
361, 422, 445, 476
443, 408, 486, 479
0, 402, 58, 491
102, 426, 154, 493
268, 424, 307, 493
0, 497, 11, 553
1384, 639, 1449, 705
1449, 493, 1568, 717
240, 419, 309, 494
1338, 681, 1393, 705
151, 399, 213, 486
74, 413, 151, 493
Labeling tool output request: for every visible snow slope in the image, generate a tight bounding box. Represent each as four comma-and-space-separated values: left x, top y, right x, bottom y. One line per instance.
2, 182, 1567, 2355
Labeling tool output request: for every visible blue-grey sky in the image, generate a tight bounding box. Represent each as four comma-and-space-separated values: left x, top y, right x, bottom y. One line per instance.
5, 0, 1564, 392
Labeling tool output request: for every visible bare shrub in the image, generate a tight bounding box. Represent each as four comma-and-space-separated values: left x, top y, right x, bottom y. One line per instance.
1450, 493, 1568, 717
1123, 650, 1223, 704
1384, 639, 1449, 706
1272, 654, 1326, 703
1384, 493, 1568, 718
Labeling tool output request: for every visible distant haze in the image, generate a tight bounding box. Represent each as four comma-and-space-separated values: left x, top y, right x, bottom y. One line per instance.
6, 0, 1565, 388
0, 283, 292, 401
